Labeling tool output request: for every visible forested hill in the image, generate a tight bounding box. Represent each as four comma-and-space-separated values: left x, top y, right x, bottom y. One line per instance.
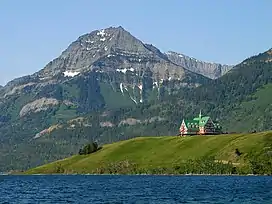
173, 48, 272, 132
187, 48, 272, 104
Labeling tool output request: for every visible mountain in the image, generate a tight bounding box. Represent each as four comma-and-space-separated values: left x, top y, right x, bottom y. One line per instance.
166, 51, 233, 79
0, 26, 211, 172
1, 27, 210, 113
0, 26, 271, 173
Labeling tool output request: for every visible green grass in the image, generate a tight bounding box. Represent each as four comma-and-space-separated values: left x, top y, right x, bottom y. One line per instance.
24, 131, 272, 174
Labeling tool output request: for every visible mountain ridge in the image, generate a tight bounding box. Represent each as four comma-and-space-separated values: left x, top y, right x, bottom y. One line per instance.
0, 26, 212, 115
1, 26, 233, 91
166, 51, 234, 79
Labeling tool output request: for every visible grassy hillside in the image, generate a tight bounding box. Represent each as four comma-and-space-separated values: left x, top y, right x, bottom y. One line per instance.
25, 131, 272, 175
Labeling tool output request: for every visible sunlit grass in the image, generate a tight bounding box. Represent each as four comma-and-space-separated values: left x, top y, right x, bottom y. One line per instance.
25, 131, 272, 174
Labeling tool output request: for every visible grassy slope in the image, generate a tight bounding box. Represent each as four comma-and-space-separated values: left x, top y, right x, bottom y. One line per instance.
25, 131, 272, 174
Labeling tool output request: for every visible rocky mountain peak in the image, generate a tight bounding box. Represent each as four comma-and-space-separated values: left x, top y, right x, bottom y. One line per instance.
38, 26, 164, 79
267, 48, 272, 55
64, 26, 154, 57
2, 26, 220, 98
166, 51, 233, 79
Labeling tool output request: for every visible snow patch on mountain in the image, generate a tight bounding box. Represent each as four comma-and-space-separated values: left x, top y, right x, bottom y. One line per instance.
120, 83, 124, 94
130, 96, 137, 104
153, 82, 158, 87
116, 68, 135, 74
63, 71, 80, 77
97, 29, 106, 37
86, 40, 94, 43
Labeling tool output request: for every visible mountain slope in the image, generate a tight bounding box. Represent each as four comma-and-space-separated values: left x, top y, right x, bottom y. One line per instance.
161, 48, 272, 132
25, 131, 272, 175
0, 26, 211, 172
0, 27, 210, 113
0, 27, 211, 120
224, 84, 272, 131
3, 27, 208, 91
166, 51, 233, 79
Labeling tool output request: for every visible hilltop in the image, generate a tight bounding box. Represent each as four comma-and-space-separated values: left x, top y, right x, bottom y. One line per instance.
25, 131, 272, 175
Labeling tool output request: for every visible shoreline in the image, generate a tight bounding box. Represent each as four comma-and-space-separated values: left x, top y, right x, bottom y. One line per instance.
8, 173, 269, 176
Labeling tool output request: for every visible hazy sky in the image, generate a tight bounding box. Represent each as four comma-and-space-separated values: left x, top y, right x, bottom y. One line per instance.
1, 0, 271, 85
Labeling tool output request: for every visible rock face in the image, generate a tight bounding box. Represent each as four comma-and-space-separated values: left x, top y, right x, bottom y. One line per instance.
19, 98, 59, 117
0, 26, 211, 111
1, 26, 234, 99
166, 51, 233, 79
119, 118, 141, 126
35, 26, 205, 82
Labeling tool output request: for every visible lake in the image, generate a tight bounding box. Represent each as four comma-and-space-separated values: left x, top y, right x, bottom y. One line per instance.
0, 175, 271, 203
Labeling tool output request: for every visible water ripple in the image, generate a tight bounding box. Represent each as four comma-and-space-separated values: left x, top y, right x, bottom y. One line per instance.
0, 175, 271, 203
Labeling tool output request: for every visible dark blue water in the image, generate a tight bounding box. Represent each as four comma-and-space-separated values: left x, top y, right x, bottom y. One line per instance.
0, 175, 271, 203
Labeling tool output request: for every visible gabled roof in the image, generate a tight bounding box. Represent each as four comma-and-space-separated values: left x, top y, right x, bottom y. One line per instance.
199, 116, 212, 127
183, 119, 199, 131
183, 120, 198, 125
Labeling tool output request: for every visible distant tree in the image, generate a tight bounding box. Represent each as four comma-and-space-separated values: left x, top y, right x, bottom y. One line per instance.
79, 142, 99, 155
78, 148, 84, 155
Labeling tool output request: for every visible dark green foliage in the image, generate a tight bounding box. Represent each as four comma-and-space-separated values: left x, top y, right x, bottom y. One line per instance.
248, 154, 272, 175
55, 164, 65, 173
235, 148, 242, 156
91, 158, 236, 175
90, 156, 271, 175
79, 142, 98, 155
36, 84, 64, 100
77, 72, 105, 112
141, 67, 153, 103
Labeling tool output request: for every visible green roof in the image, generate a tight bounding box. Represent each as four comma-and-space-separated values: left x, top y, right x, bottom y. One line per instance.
184, 120, 198, 125
193, 117, 200, 121
182, 113, 222, 131
183, 120, 199, 131
199, 116, 210, 127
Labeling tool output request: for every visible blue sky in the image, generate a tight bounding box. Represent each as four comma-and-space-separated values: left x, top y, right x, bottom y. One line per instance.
0, 0, 271, 85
